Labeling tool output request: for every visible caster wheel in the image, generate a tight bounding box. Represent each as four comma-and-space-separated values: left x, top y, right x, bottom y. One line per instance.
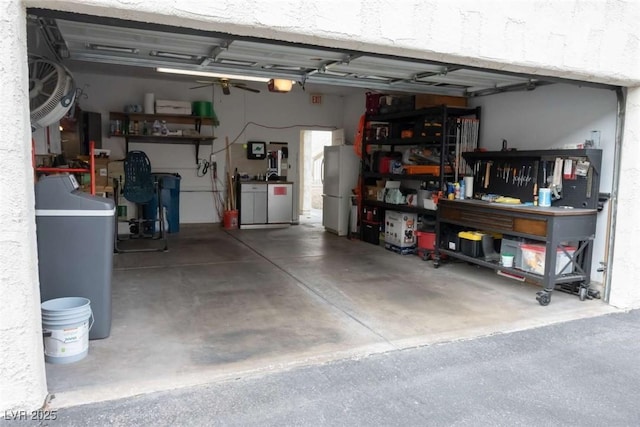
536, 291, 551, 306
433, 261, 440, 269
588, 289, 601, 299
579, 287, 587, 301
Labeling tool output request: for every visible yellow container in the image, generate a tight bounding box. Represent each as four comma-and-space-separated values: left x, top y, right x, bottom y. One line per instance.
458, 231, 485, 257
458, 231, 484, 241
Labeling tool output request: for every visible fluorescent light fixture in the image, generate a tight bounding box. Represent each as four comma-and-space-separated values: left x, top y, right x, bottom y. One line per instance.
219, 59, 258, 67
156, 67, 270, 82
86, 43, 138, 54
150, 51, 200, 60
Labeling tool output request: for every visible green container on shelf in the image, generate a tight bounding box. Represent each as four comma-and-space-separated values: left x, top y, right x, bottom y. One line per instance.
192, 101, 213, 117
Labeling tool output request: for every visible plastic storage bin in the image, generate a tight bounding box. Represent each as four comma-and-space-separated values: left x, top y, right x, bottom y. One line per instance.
519, 244, 576, 276
441, 227, 460, 251
458, 231, 484, 258
500, 237, 525, 267
362, 221, 381, 245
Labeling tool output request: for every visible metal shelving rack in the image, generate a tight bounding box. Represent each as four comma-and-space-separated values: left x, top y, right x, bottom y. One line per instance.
109, 112, 218, 164
359, 105, 481, 241
35, 140, 97, 195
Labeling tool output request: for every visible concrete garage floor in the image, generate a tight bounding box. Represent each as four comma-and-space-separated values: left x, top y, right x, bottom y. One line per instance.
46, 223, 618, 408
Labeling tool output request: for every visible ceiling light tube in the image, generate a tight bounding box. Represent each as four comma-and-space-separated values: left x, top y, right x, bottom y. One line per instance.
150, 51, 199, 60
156, 67, 270, 82
87, 44, 139, 54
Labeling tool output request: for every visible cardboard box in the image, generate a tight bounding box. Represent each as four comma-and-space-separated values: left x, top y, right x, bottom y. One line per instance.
415, 94, 468, 109
80, 184, 114, 197
384, 210, 417, 248
108, 160, 125, 186
155, 100, 192, 115
365, 185, 379, 200
93, 158, 110, 187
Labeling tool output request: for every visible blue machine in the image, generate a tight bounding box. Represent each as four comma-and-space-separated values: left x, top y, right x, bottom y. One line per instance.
144, 173, 181, 233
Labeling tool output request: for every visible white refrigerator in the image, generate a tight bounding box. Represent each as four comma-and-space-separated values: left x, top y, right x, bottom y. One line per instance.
322, 145, 360, 236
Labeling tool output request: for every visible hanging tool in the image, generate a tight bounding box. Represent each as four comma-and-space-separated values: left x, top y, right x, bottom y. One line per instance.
553, 158, 563, 187
532, 161, 539, 205
485, 162, 491, 188
519, 166, 525, 187
586, 166, 593, 198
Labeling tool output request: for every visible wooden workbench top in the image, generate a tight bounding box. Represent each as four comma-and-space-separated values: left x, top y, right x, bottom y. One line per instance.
439, 199, 597, 217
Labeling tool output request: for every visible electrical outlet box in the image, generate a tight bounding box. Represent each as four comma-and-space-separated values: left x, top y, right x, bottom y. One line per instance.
211, 154, 216, 163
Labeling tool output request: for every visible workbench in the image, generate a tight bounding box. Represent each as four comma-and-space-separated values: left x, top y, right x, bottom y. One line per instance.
435, 199, 598, 305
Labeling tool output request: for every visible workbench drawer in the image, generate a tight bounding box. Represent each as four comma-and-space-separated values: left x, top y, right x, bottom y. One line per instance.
439, 205, 547, 238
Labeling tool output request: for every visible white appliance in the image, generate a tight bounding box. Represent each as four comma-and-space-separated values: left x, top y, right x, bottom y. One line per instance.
384, 210, 417, 248
268, 183, 293, 223
322, 145, 360, 236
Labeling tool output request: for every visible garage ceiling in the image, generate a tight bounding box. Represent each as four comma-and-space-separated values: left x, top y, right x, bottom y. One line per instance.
29, 9, 565, 97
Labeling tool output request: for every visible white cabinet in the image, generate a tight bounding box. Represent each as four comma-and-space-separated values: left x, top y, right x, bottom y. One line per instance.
240, 183, 267, 226
240, 182, 292, 227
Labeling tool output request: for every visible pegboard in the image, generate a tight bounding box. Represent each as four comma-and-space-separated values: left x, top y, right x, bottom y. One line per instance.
472, 157, 538, 203
463, 149, 602, 209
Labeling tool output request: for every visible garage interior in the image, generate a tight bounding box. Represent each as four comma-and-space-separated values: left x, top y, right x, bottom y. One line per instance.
27, 9, 621, 407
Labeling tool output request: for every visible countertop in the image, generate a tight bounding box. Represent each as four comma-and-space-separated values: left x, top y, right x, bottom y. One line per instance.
439, 199, 597, 216
240, 180, 294, 185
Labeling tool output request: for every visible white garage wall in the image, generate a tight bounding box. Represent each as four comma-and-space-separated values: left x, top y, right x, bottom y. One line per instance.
1, 0, 47, 413
470, 83, 618, 283
610, 88, 640, 307
343, 93, 367, 144
73, 72, 349, 223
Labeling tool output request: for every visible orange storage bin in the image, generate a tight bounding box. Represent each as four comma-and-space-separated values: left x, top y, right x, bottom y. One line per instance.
403, 165, 453, 175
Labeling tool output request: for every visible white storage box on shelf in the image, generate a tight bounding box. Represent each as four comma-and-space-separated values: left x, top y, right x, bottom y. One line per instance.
155, 100, 192, 115
518, 243, 576, 276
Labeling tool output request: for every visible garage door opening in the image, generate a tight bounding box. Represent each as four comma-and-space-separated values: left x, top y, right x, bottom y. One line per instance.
299, 130, 333, 225
20, 7, 625, 410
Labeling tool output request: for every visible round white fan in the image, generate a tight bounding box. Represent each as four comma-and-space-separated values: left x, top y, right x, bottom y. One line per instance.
28, 56, 76, 129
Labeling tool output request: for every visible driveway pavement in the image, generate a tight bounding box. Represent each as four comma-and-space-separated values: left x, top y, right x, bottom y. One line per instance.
29, 309, 640, 427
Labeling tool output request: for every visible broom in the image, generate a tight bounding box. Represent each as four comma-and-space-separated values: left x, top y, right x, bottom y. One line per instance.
225, 136, 235, 211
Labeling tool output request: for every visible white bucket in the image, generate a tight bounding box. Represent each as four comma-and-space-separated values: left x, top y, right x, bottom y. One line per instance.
501, 254, 515, 268
41, 297, 93, 364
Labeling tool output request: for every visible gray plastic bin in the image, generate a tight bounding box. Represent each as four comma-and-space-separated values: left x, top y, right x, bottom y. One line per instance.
35, 174, 115, 340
